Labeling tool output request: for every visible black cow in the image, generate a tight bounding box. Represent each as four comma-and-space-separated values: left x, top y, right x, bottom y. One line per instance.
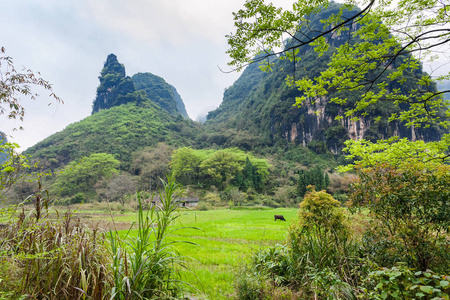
274, 215, 286, 221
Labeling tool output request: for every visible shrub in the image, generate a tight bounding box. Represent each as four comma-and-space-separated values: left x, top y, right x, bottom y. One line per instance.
235, 269, 270, 300
0, 183, 110, 299
361, 263, 450, 299
235, 187, 360, 298
69, 192, 86, 204
350, 161, 450, 272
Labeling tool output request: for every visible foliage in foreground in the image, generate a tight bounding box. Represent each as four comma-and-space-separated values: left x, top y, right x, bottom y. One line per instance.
351, 160, 450, 273
234, 184, 450, 299
0, 176, 194, 299
235, 188, 360, 299
0, 184, 110, 299
108, 176, 197, 299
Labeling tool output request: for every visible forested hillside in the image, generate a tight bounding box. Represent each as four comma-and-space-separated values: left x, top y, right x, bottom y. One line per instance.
91, 54, 189, 119
132, 72, 189, 119
25, 101, 201, 171
206, 3, 443, 153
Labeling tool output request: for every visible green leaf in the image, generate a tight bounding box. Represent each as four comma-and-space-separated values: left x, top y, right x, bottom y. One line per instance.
419, 285, 433, 294
2, 166, 14, 173
415, 292, 425, 297
440, 280, 449, 287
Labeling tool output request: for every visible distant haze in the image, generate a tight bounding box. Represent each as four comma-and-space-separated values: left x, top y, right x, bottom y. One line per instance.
1, 0, 448, 150
0, 0, 291, 150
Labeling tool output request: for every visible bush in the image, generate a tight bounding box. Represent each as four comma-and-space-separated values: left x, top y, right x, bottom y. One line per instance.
361, 263, 450, 299
0, 185, 110, 299
235, 269, 270, 300
69, 192, 86, 204
235, 187, 361, 298
350, 161, 450, 272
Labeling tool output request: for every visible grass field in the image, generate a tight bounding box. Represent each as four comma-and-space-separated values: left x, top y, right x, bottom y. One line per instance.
167, 208, 298, 299
72, 206, 298, 299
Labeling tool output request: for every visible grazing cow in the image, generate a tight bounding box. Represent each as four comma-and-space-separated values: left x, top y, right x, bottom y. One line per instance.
274, 215, 286, 221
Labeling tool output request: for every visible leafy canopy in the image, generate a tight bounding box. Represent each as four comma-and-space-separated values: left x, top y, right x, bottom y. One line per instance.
0, 47, 61, 129
170, 147, 270, 190
55, 153, 120, 197
227, 0, 450, 165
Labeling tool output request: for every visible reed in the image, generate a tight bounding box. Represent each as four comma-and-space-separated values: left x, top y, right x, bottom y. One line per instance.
107, 175, 198, 299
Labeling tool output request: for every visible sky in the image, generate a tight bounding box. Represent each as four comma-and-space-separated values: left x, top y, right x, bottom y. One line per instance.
2, 0, 449, 151
1, 0, 294, 150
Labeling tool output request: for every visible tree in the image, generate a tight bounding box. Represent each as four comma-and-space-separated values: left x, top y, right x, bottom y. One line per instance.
0, 48, 60, 199
227, 0, 450, 163
200, 150, 242, 190
96, 173, 137, 206
297, 166, 329, 197
130, 143, 173, 191
1, 47, 61, 129
170, 147, 204, 186
349, 160, 450, 271
55, 153, 120, 197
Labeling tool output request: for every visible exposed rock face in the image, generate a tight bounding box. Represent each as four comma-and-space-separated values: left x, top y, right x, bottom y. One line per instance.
92, 54, 136, 114
207, 3, 444, 153
271, 97, 441, 154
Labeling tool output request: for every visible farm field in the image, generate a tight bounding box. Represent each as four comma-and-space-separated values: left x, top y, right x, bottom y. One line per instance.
168, 208, 298, 299
73, 207, 298, 299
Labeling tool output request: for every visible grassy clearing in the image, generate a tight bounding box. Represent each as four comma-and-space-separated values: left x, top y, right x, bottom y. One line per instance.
166, 208, 297, 299
49, 206, 298, 299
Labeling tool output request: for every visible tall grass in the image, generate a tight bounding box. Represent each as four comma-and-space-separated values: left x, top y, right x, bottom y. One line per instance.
234, 189, 360, 299
107, 175, 198, 299
0, 180, 110, 299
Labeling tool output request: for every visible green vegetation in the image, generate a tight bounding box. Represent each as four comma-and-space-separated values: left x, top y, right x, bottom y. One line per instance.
0, 176, 198, 299
132, 72, 189, 119
3, 0, 450, 297
0, 47, 60, 128
297, 166, 329, 198
207, 3, 443, 154
54, 153, 120, 198
108, 176, 193, 299
351, 160, 450, 272
92, 54, 189, 119
226, 0, 449, 163
24, 101, 202, 171
0, 183, 111, 299
92, 53, 138, 114
226, 0, 450, 298
170, 147, 270, 192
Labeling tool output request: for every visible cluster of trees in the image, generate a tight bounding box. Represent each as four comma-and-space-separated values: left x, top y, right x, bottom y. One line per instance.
170, 147, 270, 192
228, 0, 450, 297
297, 166, 330, 197
54, 153, 120, 198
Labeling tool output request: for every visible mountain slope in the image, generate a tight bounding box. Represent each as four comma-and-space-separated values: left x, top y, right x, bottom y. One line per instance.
25, 100, 201, 170
132, 72, 189, 119
206, 3, 443, 153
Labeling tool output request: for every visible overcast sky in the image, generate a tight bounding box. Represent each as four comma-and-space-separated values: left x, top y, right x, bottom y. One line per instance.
2, 0, 449, 151
1, 0, 295, 150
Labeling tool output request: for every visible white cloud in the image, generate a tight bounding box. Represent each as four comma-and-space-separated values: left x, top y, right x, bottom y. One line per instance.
0, 0, 294, 150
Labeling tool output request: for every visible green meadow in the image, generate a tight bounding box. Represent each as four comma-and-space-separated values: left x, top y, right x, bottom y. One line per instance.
171, 208, 297, 299
109, 207, 298, 299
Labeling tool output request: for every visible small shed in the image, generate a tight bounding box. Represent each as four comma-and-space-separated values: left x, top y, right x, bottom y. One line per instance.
178, 197, 199, 208
149, 197, 199, 208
